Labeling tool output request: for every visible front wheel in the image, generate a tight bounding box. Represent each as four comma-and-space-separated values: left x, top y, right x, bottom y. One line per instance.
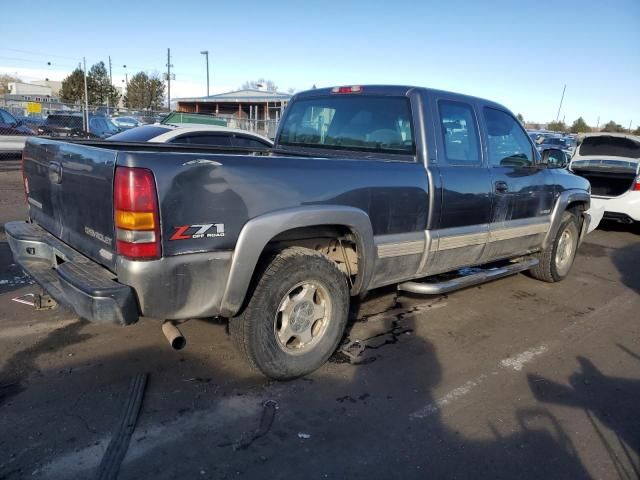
529, 211, 580, 282
229, 247, 349, 380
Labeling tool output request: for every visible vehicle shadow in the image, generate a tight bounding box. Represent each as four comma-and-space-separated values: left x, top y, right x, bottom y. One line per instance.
115, 309, 592, 479
0, 290, 596, 480
610, 241, 640, 294
528, 352, 640, 478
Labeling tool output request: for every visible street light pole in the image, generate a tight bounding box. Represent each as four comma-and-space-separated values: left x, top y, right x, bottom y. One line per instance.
200, 50, 209, 96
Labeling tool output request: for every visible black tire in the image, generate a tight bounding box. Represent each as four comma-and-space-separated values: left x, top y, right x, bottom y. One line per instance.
229, 247, 349, 380
529, 211, 580, 283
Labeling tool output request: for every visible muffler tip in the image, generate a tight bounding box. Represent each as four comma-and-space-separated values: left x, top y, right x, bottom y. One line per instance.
162, 321, 186, 350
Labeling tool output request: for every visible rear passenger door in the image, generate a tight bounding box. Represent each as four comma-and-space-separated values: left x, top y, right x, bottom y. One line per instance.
428, 96, 493, 274
480, 107, 554, 261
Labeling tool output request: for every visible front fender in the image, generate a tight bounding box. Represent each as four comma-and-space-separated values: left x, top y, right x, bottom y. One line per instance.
542, 189, 590, 250
219, 205, 375, 317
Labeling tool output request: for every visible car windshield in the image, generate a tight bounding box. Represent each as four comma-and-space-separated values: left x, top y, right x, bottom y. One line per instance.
107, 125, 172, 141
278, 95, 415, 155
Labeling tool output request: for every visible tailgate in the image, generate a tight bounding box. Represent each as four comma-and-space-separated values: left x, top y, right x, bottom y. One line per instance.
23, 137, 118, 271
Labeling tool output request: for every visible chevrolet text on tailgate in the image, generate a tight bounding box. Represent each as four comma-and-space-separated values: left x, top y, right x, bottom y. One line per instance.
6, 85, 592, 379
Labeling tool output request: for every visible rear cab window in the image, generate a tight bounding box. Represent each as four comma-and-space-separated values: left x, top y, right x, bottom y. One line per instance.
278, 94, 415, 159
437, 100, 481, 166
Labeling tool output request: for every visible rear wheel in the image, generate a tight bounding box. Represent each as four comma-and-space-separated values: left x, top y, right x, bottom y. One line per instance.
530, 211, 580, 282
229, 247, 349, 379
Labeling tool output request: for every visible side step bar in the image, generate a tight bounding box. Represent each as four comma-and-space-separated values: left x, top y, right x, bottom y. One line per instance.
397, 258, 539, 295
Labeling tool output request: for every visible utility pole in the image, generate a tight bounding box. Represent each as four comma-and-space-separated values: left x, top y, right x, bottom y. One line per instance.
596, 116, 600, 130
83, 57, 89, 132
200, 50, 209, 96
555, 84, 566, 122
629, 120, 633, 133
166, 48, 173, 111
105, 56, 112, 114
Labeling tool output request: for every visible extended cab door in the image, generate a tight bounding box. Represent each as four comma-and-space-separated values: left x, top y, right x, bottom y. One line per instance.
479, 106, 554, 261
425, 95, 493, 275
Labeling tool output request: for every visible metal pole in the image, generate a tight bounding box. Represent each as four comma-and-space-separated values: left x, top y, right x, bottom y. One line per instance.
167, 48, 172, 111
555, 84, 566, 122
596, 116, 600, 130
108, 55, 112, 113
83, 57, 89, 132
629, 120, 633, 133
200, 50, 209, 96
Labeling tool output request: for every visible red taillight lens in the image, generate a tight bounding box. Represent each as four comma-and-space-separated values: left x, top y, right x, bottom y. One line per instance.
633, 175, 640, 191
114, 167, 161, 260
331, 85, 363, 94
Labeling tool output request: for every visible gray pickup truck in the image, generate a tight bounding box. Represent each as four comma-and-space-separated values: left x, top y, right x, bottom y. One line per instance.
6, 85, 592, 379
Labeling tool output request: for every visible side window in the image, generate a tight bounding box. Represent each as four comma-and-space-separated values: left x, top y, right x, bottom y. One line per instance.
438, 101, 481, 166
232, 136, 270, 148
0, 110, 16, 124
173, 134, 232, 146
483, 108, 534, 167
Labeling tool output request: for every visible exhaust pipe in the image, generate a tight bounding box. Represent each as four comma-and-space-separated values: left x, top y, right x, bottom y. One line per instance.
162, 321, 186, 350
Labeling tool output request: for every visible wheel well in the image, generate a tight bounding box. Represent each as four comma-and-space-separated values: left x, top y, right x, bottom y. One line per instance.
261, 225, 359, 285
567, 201, 588, 226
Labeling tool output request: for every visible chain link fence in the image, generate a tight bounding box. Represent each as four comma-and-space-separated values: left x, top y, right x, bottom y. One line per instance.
0, 98, 280, 156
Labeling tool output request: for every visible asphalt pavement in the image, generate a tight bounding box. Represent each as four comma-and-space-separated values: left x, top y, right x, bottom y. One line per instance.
0, 158, 638, 479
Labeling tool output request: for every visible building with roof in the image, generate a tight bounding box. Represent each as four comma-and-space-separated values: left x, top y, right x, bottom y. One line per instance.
176, 89, 291, 122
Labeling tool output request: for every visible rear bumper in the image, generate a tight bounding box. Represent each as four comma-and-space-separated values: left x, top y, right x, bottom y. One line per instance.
5, 221, 138, 325
591, 192, 640, 222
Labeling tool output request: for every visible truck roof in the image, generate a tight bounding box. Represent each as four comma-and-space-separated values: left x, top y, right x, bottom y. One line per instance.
294, 85, 508, 111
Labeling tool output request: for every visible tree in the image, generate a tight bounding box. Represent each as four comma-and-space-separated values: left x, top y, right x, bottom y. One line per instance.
0, 74, 21, 95
633, 126, 640, 136
570, 117, 591, 134
87, 61, 120, 106
601, 120, 625, 133
547, 120, 566, 132
60, 68, 86, 104
241, 78, 278, 91
516, 113, 524, 123
125, 72, 165, 110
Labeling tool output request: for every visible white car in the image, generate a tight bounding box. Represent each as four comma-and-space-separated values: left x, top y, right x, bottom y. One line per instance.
107, 123, 273, 148
570, 133, 640, 225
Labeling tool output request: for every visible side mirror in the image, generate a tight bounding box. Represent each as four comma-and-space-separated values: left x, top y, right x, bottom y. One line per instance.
541, 148, 568, 169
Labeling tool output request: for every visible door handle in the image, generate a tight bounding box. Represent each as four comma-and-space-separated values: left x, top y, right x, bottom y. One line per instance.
48, 161, 62, 184
494, 181, 509, 193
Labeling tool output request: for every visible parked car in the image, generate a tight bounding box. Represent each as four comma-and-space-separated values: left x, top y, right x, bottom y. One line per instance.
37, 113, 120, 139
7, 85, 593, 380
537, 136, 574, 158
570, 133, 640, 224
0, 108, 36, 155
107, 124, 273, 148
111, 116, 141, 130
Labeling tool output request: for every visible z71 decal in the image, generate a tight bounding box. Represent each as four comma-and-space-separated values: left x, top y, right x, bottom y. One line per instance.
170, 223, 225, 240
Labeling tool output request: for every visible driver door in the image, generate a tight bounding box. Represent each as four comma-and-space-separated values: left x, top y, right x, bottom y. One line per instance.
480, 107, 554, 261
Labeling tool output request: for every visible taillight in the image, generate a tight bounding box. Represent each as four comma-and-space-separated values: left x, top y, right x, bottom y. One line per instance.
114, 167, 161, 260
331, 85, 363, 94
634, 175, 640, 191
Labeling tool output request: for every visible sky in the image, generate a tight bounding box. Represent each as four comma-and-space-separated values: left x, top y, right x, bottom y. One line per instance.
1, 0, 638, 127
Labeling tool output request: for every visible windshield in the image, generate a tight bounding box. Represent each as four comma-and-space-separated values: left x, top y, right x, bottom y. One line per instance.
278, 95, 415, 155
579, 136, 640, 159
107, 125, 172, 142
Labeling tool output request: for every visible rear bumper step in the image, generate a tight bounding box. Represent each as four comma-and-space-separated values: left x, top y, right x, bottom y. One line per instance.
397, 258, 539, 295
5, 221, 138, 325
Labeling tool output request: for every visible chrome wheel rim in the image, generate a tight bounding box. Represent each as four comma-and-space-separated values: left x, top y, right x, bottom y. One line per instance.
555, 227, 575, 276
274, 281, 332, 355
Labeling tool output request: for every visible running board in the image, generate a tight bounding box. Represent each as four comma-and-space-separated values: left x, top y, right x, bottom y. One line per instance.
397, 258, 539, 295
